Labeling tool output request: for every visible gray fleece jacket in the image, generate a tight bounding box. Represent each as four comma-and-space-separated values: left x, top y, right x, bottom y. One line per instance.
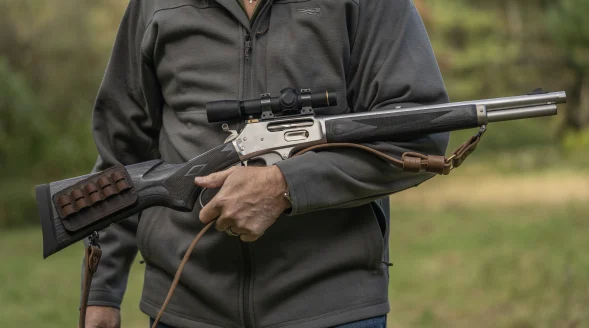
83, 1, 449, 327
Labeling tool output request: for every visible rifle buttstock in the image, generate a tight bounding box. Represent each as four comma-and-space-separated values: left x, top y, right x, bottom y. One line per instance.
37, 143, 241, 258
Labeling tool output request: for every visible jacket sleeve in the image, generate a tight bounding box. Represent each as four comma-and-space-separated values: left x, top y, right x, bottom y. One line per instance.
81, 0, 162, 309
275, 0, 450, 214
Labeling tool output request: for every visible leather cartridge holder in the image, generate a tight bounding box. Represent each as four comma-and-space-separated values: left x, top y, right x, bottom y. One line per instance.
53, 166, 137, 232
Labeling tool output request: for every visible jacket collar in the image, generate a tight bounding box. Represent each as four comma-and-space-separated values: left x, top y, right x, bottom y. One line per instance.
214, 0, 270, 31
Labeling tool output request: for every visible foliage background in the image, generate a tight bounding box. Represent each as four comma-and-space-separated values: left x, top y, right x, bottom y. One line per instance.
0, 0, 587, 327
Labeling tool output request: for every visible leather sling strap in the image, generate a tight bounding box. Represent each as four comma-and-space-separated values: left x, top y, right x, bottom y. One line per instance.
82, 127, 485, 328
80, 243, 102, 328
293, 128, 485, 175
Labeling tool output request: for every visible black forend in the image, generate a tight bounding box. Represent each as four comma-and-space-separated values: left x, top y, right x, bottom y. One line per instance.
325, 104, 480, 143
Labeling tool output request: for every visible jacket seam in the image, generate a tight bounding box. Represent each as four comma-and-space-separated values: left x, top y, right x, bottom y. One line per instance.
89, 288, 123, 295
348, 0, 361, 52
130, 1, 159, 161
144, 4, 218, 32
273, 0, 312, 4
85, 300, 121, 310
251, 247, 257, 328
142, 297, 241, 328
138, 0, 146, 34
366, 1, 412, 112
264, 300, 388, 328
141, 4, 219, 61
345, 0, 361, 111
137, 0, 152, 61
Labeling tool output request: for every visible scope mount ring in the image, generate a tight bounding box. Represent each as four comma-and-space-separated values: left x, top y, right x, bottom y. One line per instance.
300, 89, 315, 115
260, 93, 274, 120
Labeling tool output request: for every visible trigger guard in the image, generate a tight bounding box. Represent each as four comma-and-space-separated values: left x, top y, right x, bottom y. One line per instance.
198, 187, 207, 208
252, 152, 286, 166
197, 160, 244, 208
197, 187, 221, 209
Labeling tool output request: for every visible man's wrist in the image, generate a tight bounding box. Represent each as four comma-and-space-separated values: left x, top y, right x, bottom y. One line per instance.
270, 165, 292, 210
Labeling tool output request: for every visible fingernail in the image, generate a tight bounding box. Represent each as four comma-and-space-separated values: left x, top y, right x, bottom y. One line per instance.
194, 177, 203, 183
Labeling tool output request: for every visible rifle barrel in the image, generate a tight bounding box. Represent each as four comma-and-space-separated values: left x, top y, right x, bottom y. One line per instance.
478, 91, 567, 111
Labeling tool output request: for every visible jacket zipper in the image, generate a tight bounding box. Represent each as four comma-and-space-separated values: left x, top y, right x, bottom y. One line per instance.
241, 242, 253, 328
241, 4, 272, 328
244, 33, 252, 59
240, 28, 254, 328
243, 32, 252, 100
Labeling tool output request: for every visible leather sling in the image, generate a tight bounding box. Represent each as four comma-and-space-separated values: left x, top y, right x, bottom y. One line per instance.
79, 127, 485, 328
80, 242, 103, 328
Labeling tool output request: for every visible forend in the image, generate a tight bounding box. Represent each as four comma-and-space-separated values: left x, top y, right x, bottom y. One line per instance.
206, 88, 337, 123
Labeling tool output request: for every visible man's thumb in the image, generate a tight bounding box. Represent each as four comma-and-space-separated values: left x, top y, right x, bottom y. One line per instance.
194, 167, 236, 188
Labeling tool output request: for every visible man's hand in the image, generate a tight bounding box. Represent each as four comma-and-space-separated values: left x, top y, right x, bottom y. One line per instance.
81, 306, 120, 328
195, 165, 291, 242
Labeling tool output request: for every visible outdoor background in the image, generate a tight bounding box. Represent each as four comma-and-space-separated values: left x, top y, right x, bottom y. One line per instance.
0, 0, 588, 327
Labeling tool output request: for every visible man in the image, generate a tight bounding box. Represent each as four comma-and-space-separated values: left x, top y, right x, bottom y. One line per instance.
83, 0, 449, 327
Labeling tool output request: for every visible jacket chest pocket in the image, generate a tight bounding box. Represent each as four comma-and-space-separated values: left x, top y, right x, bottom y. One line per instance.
262, 0, 357, 115
149, 4, 242, 114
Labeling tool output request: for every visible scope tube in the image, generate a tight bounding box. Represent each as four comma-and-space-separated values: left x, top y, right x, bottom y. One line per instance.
206, 89, 337, 123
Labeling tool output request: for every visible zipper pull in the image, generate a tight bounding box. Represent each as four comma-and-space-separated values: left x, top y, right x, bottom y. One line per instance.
244, 33, 252, 59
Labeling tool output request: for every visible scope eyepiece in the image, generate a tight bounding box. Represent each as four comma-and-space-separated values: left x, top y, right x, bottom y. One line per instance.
206, 88, 337, 123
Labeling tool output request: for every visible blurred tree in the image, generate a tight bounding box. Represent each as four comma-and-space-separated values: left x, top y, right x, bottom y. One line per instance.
547, 0, 589, 134
422, 0, 522, 99
420, 0, 589, 148
0, 58, 44, 225
0, 0, 126, 226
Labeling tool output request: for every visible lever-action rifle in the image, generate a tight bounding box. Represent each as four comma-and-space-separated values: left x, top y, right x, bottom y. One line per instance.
36, 87, 566, 258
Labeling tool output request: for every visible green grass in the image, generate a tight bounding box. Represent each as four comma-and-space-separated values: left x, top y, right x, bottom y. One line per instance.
0, 230, 147, 328
0, 202, 587, 327
387, 204, 589, 328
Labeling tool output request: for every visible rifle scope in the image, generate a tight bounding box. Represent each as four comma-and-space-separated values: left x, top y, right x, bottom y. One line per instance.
206, 88, 337, 123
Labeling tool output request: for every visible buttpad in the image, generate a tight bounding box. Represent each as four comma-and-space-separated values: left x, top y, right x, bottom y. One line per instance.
53, 166, 137, 232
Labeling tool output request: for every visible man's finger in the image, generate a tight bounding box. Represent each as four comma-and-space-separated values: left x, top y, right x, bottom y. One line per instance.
240, 233, 262, 243
194, 166, 237, 188
199, 199, 222, 224
214, 215, 232, 232
222, 223, 248, 236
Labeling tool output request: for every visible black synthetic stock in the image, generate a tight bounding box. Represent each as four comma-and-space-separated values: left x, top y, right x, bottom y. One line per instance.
37, 184, 57, 258
37, 143, 240, 258
325, 104, 479, 143
163, 144, 241, 205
